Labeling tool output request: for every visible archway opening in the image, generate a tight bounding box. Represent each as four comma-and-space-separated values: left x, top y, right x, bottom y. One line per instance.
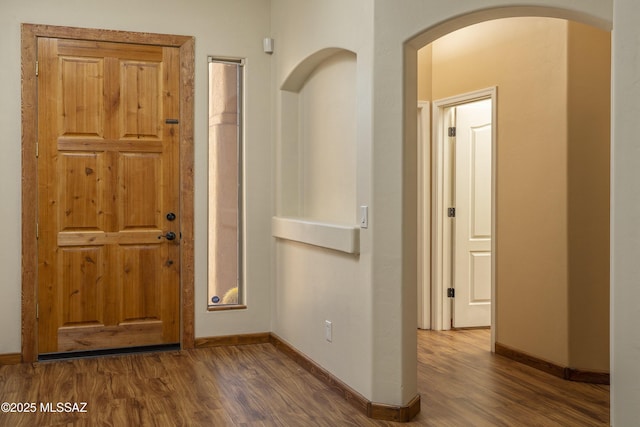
406, 9, 611, 424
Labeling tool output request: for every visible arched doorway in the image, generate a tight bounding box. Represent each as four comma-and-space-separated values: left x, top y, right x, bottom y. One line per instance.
413, 14, 610, 371
404, 7, 611, 423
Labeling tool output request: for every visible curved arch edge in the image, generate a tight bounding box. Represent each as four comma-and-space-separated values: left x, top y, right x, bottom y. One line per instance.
280, 47, 357, 92
405, 5, 612, 49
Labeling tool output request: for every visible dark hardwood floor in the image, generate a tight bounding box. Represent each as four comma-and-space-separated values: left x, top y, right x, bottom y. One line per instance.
0, 330, 609, 426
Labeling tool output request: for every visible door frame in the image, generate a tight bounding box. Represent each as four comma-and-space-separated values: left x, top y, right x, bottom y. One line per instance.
430, 87, 496, 348
21, 23, 195, 362
417, 101, 431, 330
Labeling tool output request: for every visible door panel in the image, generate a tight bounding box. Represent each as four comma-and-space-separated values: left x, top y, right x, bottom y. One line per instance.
37, 37, 180, 354
453, 99, 492, 328
60, 57, 104, 136
119, 153, 162, 229
120, 61, 162, 138
470, 251, 491, 301
61, 247, 105, 324
59, 152, 103, 230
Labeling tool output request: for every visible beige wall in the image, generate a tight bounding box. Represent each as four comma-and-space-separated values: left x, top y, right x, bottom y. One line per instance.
418, 17, 610, 370
567, 21, 611, 371
417, 46, 432, 102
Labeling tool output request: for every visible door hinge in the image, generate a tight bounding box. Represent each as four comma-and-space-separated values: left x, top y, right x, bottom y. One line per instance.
447, 288, 455, 298
35, 141, 39, 158
36, 303, 39, 319
36, 222, 39, 239
448, 207, 456, 218
35, 61, 39, 77
448, 126, 456, 137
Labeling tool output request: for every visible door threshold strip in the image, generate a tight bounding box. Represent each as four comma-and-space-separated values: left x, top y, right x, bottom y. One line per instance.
38, 343, 180, 362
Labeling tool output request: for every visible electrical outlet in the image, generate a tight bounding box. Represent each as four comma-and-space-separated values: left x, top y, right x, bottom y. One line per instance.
325, 320, 332, 342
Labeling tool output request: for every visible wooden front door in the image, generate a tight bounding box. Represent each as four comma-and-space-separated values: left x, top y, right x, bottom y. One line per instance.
37, 37, 181, 354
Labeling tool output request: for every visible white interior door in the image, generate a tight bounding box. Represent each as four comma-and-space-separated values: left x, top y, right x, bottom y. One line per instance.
452, 99, 492, 328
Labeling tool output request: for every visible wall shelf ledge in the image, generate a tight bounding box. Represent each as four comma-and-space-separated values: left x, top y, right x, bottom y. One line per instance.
271, 216, 360, 254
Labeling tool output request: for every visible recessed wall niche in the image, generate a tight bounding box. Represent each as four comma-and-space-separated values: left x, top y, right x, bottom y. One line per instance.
278, 48, 357, 225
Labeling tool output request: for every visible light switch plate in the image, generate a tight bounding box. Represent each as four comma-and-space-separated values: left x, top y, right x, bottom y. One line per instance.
360, 206, 368, 229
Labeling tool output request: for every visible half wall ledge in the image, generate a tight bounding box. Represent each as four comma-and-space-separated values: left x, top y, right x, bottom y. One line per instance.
272, 216, 360, 254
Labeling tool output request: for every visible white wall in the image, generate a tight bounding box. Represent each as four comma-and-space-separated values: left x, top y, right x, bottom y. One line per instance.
611, 0, 640, 424
298, 51, 357, 223
271, 0, 376, 402
0, 0, 272, 353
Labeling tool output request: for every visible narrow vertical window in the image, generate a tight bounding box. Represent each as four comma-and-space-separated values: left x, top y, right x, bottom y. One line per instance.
208, 57, 243, 308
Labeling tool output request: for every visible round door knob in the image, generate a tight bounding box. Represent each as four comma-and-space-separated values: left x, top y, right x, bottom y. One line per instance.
166, 212, 176, 221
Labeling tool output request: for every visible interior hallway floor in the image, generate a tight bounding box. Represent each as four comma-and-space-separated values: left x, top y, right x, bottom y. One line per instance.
0, 329, 609, 426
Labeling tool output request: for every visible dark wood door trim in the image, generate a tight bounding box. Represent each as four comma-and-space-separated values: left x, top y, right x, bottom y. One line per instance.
21, 23, 195, 362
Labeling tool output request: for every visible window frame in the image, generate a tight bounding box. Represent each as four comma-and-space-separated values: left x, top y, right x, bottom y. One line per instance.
207, 56, 245, 311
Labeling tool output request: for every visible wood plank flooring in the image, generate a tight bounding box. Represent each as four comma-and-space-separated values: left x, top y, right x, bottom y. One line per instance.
415, 329, 609, 426
0, 330, 609, 426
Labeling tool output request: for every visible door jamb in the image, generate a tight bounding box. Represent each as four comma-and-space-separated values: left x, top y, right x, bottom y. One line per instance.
431, 87, 497, 350
417, 101, 431, 330
21, 23, 195, 362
